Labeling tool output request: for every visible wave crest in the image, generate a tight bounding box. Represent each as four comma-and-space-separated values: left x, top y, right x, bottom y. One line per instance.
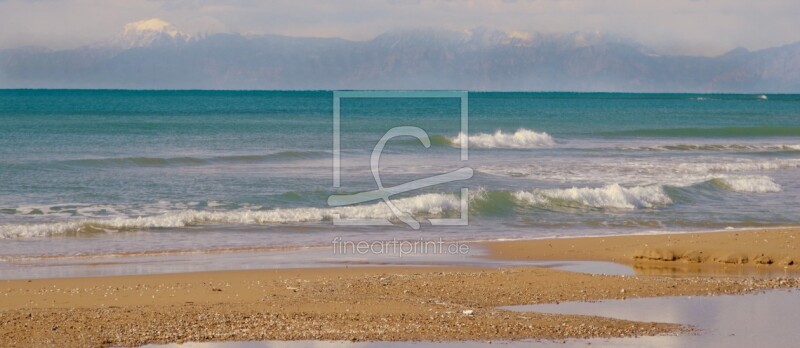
450, 128, 555, 148
711, 176, 782, 193
0, 193, 462, 239
636, 144, 800, 152
1, 176, 783, 238
513, 184, 672, 210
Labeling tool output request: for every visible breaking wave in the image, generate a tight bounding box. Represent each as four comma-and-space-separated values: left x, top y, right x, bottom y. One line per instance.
449, 128, 556, 148
510, 176, 781, 211
0, 193, 463, 239
710, 175, 782, 193
0, 175, 783, 238
513, 184, 672, 210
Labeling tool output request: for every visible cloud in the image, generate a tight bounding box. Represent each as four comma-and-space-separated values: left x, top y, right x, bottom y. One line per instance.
1, 0, 799, 55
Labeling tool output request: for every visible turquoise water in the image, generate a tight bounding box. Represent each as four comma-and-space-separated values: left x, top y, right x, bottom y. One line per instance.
1, 90, 800, 259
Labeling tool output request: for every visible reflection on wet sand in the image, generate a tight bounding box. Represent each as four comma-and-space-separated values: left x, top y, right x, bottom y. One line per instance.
505, 289, 800, 347
631, 260, 798, 278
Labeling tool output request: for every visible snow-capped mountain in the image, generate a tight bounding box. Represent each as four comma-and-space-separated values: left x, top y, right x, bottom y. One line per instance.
105, 18, 191, 49
1, 24, 799, 92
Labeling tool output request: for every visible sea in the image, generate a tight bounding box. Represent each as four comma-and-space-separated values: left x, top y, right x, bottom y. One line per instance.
1, 90, 799, 268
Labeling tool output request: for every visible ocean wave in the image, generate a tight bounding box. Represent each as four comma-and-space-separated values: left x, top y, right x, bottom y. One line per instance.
710, 176, 782, 193
0, 200, 261, 220
603, 127, 800, 138
513, 184, 672, 210
631, 144, 800, 152
478, 157, 800, 185
6, 186, 665, 238
57, 151, 328, 168
0, 175, 783, 238
0, 193, 463, 238
510, 176, 781, 210
685, 160, 800, 173
450, 128, 556, 148
688, 95, 773, 102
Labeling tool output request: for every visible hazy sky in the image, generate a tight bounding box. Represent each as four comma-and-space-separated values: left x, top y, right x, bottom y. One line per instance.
1, 0, 799, 55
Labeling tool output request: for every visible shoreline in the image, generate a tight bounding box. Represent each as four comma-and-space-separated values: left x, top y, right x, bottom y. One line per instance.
8, 224, 799, 260
4, 225, 800, 281
3, 228, 800, 346
485, 227, 800, 275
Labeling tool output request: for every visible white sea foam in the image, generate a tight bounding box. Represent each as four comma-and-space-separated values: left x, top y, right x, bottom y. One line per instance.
713, 176, 782, 193
451, 128, 555, 148
478, 157, 800, 186
0, 193, 462, 239
630, 144, 800, 152
513, 184, 672, 210
1, 173, 784, 238
682, 160, 800, 173
0, 201, 248, 220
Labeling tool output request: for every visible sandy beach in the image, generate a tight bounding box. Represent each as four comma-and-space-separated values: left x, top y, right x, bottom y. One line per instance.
4, 2, 800, 345
486, 227, 800, 275
2, 228, 800, 347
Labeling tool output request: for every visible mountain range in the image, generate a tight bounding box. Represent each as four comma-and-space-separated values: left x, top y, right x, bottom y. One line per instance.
1, 19, 799, 92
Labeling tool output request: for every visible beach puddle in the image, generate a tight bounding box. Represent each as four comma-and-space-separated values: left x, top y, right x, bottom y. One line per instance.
148, 290, 800, 348
503, 289, 800, 347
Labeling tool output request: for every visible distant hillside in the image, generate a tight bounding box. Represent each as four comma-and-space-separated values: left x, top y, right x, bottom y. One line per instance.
1, 21, 799, 92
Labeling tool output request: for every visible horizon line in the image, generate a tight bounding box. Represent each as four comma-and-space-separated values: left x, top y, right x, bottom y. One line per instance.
0, 88, 791, 95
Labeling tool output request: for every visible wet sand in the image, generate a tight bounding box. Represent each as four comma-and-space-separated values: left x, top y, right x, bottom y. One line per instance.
504, 289, 800, 347
3, 228, 800, 347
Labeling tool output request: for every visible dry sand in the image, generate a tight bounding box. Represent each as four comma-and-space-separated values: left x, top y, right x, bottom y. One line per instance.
2, 228, 800, 347
486, 227, 800, 275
